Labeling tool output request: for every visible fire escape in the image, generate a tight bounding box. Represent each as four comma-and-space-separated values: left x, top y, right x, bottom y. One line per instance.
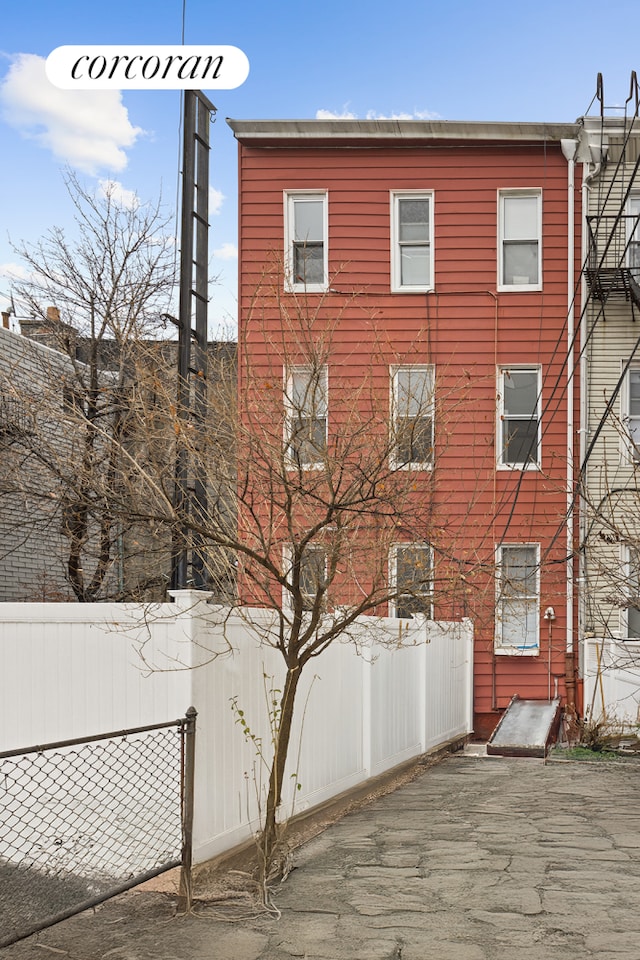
584, 72, 640, 318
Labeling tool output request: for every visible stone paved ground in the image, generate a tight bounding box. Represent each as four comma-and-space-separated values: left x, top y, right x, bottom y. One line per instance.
3, 754, 640, 959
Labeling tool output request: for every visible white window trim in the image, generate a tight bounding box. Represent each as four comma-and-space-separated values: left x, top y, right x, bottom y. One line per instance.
626, 193, 640, 273
621, 543, 640, 640
389, 364, 435, 470
390, 191, 434, 293
284, 364, 328, 470
283, 543, 328, 613
284, 191, 328, 293
620, 362, 640, 465
389, 543, 433, 619
497, 365, 541, 471
497, 188, 542, 292
495, 542, 540, 656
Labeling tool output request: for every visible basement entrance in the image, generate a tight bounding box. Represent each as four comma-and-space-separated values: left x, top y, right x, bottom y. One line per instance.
487, 695, 561, 758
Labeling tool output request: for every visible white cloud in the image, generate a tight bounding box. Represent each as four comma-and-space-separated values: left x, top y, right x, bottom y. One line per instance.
209, 186, 224, 215
97, 179, 139, 210
212, 242, 237, 261
0, 53, 143, 174
316, 108, 357, 120
365, 109, 441, 121
316, 107, 440, 122
0, 262, 30, 284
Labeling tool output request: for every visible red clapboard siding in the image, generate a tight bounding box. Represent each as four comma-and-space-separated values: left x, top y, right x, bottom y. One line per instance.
235, 127, 581, 725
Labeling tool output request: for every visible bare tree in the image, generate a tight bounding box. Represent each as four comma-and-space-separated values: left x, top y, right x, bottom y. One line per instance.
3, 173, 177, 600
3, 244, 480, 881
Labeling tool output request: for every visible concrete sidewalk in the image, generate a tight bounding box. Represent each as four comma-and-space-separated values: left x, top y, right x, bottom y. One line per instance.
4, 753, 640, 959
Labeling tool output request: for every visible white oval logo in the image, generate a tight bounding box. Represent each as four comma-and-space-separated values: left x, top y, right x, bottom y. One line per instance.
46, 45, 249, 90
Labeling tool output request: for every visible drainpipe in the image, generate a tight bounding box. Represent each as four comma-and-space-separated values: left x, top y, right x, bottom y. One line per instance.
561, 138, 578, 715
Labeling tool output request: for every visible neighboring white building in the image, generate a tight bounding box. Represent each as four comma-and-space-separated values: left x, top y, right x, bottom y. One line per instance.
580, 113, 640, 644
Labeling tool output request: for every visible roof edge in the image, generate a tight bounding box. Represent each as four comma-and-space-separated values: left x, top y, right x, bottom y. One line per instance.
226, 118, 579, 144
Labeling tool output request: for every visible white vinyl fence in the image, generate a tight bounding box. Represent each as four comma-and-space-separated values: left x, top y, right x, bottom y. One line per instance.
584, 637, 640, 726
0, 592, 473, 864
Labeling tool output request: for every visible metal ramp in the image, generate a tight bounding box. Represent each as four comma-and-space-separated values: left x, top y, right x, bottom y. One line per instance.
487, 695, 561, 758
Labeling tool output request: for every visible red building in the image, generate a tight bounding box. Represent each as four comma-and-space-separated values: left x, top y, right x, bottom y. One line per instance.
228, 118, 583, 737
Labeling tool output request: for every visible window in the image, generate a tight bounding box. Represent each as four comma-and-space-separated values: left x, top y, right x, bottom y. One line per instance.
299, 544, 327, 612
622, 366, 640, 463
284, 543, 327, 613
390, 544, 432, 619
498, 367, 540, 468
391, 365, 434, 468
391, 192, 434, 291
285, 192, 327, 291
496, 544, 539, 653
622, 545, 640, 639
286, 365, 328, 468
498, 190, 542, 290
627, 195, 640, 281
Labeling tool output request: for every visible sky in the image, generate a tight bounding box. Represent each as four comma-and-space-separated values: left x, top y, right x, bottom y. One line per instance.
1, 0, 639, 337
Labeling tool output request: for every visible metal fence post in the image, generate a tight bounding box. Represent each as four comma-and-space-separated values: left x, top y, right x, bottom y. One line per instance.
178, 705, 197, 912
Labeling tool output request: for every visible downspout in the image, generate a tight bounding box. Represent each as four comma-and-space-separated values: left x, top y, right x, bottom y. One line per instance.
561, 138, 578, 715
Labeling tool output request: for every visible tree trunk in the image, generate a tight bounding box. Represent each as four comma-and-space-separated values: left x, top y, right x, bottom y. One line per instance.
260, 663, 302, 874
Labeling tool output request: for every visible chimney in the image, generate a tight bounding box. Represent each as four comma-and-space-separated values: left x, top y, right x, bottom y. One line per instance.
46, 306, 61, 323
1, 311, 9, 330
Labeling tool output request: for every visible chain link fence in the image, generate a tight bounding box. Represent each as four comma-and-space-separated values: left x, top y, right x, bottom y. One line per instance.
0, 709, 196, 948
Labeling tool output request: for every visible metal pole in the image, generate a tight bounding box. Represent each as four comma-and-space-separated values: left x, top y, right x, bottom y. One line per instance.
171, 91, 196, 591
178, 705, 197, 913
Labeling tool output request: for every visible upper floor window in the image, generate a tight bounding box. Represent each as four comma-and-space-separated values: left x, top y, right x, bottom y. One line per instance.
622, 366, 640, 463
498, 190, 542, 291
627, 194, 640, 280
390, 365, 434, 469
285, 365, 328, 469
285, 192, 328, 291
390, 543, 433, 619
391, 192, 434, 292
495, 543, 539, 654
498, 367, 541, 469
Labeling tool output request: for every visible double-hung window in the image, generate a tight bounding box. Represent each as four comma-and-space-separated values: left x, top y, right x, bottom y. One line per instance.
496, 544, 539, 653
391, 192, 434, 292
623, 545, 640, 639
622, 366, 640, 463
390, 544, 433, 619
390, 365, 434, 468
498, 367, 541, 469
498, 190, 542, 291
285, 192, 328, 291
284, 543, 328, 613
286, 365, 328, 468
627, 195, 640, 281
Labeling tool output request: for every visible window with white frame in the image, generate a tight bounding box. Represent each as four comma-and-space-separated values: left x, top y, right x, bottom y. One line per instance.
390, 544, 433, 619
284, 543, 328, 613
495, 544, 539, 653
627, 195, 640, 281
623, 366, 640, 463
498, 367, 540, 468
286, 365, 328, 468
391, 192, 434, 291
285, 192, 327, 291
498, 190, 542, 290
391, 365, 434, 468
299, 544, 327, 612
623, 545, 640, 639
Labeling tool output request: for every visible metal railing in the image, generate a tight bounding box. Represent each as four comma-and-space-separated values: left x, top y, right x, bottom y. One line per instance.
0, 707, 196, 949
